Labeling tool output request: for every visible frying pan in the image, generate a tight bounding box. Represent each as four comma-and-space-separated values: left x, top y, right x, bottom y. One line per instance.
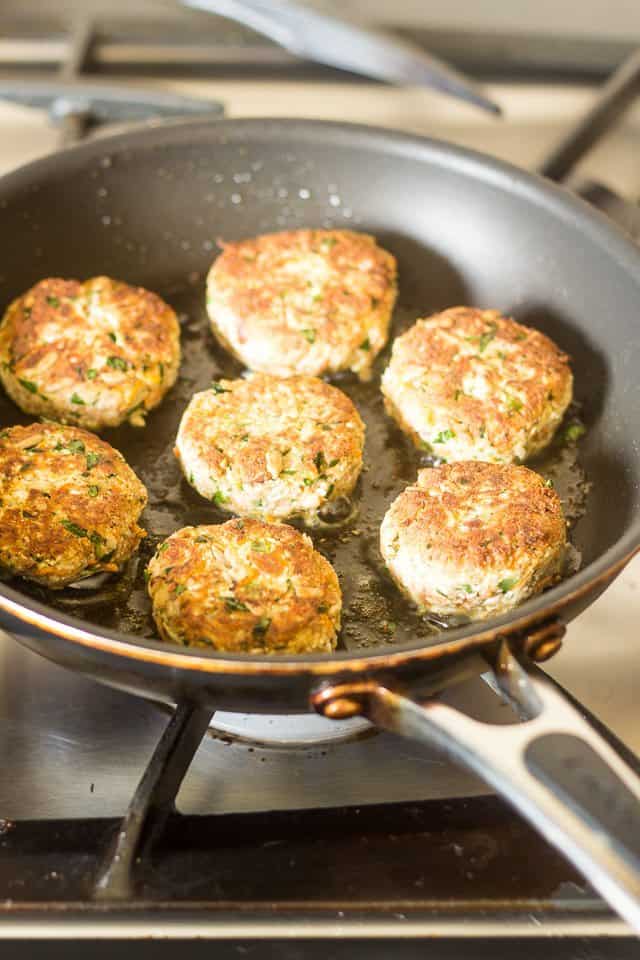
0, 118, 639, 927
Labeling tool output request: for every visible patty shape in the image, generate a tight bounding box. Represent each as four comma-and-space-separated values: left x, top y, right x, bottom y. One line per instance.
0, 276, 181, 430
147, 518, 341, 654
175, 374, 365, 523
206, 229, 397, 379
0, 422, 147, 588
381, 307, 573, 463
380, 461, 566, 621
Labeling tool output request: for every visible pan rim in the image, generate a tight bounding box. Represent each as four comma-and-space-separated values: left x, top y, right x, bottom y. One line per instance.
0, 115, 639, 672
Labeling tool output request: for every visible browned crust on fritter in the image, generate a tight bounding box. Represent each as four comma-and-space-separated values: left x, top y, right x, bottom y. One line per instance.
0, 276, 180, 428
0, 422, 147, 587
177, 374, 364, 495
147, 518, 341, 654
207, 229, 397, 376
382, 307, 572, 460
387, 462, 565, 572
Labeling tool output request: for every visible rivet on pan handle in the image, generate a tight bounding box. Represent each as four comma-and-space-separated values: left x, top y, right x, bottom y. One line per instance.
313, 645, 640, 934
520, 617, 566, 662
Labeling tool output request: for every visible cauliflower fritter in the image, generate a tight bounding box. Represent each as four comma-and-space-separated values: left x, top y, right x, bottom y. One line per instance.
147, 518, 341, 654
0, 276, 181, 429
381, 307, 572, 463
206, 229, 397, 379
380, 461, 567, 620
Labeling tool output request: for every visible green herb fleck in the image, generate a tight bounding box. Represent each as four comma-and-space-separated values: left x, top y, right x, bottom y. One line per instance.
478, 322, 497, 352
108, 332, 117, 343
86, 368, 98, 380
143, 568, 151, 584
224, 597, 250, 613
106, 356, 128, 371
88, 485, 99, 497
462, 584, 473, 594
250, 540, 270, 553
253, 616, 271, 640
212, 490, 228, 506
498, 577, 518, 593
301, 328, 316, 344
85, 452, 100, 470
60, 519, 88, 538
46, 295, 60, 308
125, 401, 145, 419
434, 428, 455, 444
506, 395, 523, 413
544, 477, 554, 488
314, 450, 327, 473
174, 584, 186, 597
359, 337, 371, 351
563, 423, 586, 444
211, 380, 230, 394
18, 378, 37, 394
71, 392, 85, 405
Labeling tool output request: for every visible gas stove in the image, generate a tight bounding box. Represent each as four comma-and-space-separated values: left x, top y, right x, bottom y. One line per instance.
0, 5, 640, 956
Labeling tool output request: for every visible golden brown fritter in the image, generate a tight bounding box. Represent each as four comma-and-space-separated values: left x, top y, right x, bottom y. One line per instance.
380, 461, 566, 620
0, 276, 181, 430
175, 373, 365, 523
147, 518, 341, 654
0, 422, 147, 588
206, 229, 397, 379
381, 307, 573, 463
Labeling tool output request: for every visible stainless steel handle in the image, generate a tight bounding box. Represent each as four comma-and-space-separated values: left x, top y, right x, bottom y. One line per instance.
314, 646, 640, 934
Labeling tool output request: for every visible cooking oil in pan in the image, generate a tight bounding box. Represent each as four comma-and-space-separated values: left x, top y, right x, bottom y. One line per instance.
0, 286, 591, 653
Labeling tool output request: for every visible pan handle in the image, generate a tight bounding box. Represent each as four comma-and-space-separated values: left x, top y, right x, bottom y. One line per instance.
313, 643, 640, 933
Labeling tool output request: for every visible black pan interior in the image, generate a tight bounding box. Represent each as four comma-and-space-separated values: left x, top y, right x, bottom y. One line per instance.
0, 119, 638, 658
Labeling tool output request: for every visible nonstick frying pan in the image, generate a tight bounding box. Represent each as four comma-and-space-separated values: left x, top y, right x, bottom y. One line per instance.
0, 118, 639, 927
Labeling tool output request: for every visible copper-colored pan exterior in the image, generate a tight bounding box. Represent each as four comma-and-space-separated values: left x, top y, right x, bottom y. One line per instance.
0, 119, 638, 712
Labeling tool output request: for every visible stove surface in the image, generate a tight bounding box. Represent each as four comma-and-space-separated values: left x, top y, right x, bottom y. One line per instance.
0, 75, 638, 820
0, 32, 639, 947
